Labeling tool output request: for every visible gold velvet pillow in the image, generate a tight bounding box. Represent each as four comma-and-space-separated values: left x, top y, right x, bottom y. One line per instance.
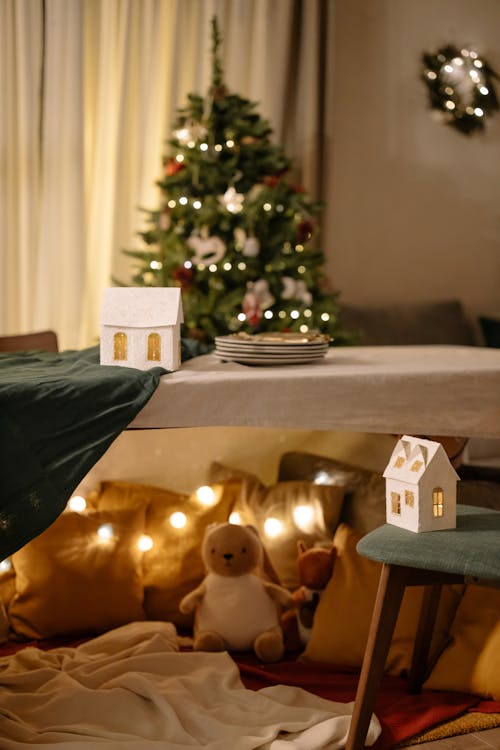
209, 463, 346, 589
303, 523, 463, 677
9, 508, 146, 639
93, 479, 240, 627
425, 585, 500, 699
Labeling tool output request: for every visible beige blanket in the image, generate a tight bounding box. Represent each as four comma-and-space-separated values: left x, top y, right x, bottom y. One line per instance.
0, 621, 380, 749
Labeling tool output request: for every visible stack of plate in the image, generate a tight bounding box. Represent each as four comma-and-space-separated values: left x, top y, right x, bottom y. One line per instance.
213, 331, 331, 366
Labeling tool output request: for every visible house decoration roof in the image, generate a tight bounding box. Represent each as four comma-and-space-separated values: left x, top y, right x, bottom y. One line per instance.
383, 435, 459, 485
101, 287, 183, 328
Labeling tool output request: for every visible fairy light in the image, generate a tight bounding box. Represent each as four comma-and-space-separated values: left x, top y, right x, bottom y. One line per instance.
209, 264, 217, 272
175, 154, 184, 163
197, 263, 206, 271
278, 310, 286, 319
314, 470, 332, 485
264, 517, 284, 538
304, 309, 312, 318
179, 197, 188, 206
480, 86, 489, 95
293, 504, 317, 533
0, 558, 12, 574
237, 313, 246, 322
427, 71, 437, 80
474, 59, 483, 68
295, 244, 304, 252
264, 310, 273, 319
97, 523, 114, 541
187, 140, 196, 148
193, 200, 202, 210
321, 312, 330, 321
200, 143, 208, 151
474, 107, 484, 117
290, 310, 300, 319
137, 534, 154, 552
237, 262, 246, 270
298, 265, 306, 273
263, 203, 272, 212
196, 486, 216, 507
150, 260, 163, 270
229, 511, 242, 525
184, 260, 192, 269
223, 262, 232, 271
214, 144, 223, 152
299, 325, 309, 333
445, 100, 455, 110
168, 200, 176, 208
276, 204, 284, 212
174, 127, 190, 143
67, 495, 86, 512
226, 139, 235, 148
169, 511, 187, 529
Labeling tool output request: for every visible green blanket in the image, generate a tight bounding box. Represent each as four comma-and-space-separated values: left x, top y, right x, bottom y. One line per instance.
0, 346, 166, 560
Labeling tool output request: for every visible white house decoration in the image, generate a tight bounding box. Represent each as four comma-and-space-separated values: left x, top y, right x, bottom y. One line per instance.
100, 287, 183, 372
383, 435, 459, 533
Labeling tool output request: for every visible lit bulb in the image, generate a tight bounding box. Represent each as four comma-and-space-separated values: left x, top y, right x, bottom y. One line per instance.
179, 197, 188, 206
209, 264, 217, 272
299, 325, 309, 333
184, 261, 192, 269
298, 265, 306, 273
0, 558, 12, 574
187, 140, 196, 148
479, 86, 489, 95
263, 203, 272, 212
427, 71, 437, 80
175, 154, 184, 163
264, 518, 284, 538
67, 495, 86, 512
214, 144, 223, 152
290, 310, 300, 319
97, 523, 114, 541
150, 260, 163, 270
293, 504, 316, 533
314, 470, 331, 485
303, 309, 312, 318
278, 310, 286, 319
443, 64, 453, 73
474, 107, 484, 117
474, 59, 483, 68
170, 512, 187, 529
229, 511, 242, 525
193, 200, 202, 209
452, 57, 463, 66
295, 244, 304, 252
226, 139, 235, 148
237, 262, 246, 270
445, 100, 455, 110
321, 313, 330, 321
237, 313, 246, 322
196, 486, 216, 507
137, 534, 153, 551
264, 310, 273, 319
167, 199, 176, 208
223, 262, 232, 271
200, 143, 208, 151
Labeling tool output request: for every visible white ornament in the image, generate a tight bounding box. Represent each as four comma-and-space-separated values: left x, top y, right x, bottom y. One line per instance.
234, 227, 247, 248
187, 235, 227, 265
174, 120, 207, 145
282, 277, 313, 306
253, 279, 275, 310
242, 237, 260, 257
220, 187, 245, 214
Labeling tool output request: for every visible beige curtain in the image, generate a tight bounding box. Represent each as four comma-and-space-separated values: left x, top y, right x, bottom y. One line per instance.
1, 0, 333, 349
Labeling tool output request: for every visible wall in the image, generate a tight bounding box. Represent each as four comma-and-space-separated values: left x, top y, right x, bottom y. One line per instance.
324, 0, 500, 323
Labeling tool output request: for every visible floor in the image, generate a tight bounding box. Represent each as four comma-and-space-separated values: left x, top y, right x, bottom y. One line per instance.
401, 727, 500, 748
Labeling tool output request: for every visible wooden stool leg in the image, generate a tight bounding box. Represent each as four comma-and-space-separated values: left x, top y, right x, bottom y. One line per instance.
408, 584, 442, 694
345, 564, 408, 750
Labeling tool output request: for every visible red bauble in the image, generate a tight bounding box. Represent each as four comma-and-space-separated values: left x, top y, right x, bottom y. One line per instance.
165, 158, 185, 177
173, 266, 194, 291
242, 289, 262, 327
262, 175, 280, 188
297, 219, 314, 243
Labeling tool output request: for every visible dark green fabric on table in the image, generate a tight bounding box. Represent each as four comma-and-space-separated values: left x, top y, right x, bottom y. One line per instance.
0, 345, 167, 560
357, 504, 500, 581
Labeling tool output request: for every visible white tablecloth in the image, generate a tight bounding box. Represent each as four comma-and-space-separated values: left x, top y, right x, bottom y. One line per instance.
129, 346, 500, 439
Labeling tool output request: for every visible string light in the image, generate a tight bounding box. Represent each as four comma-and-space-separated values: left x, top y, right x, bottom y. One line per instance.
304, 309, 312, 318
223, 262, 232, 271
193, 200, 202, 210
150, 260, 163, 270
67, 495, 86, 512
226, 139, 235, 147
263, 203, 272, 212
200, 143, 208, 151
237, 313, 246, 322
278, 310, 286, 319
295, 244, 304, 252
169, 511, 187, 529
209, 264, 217, 272
175, 154, 184, 163
293, 504, 317, 533
187, 140, 196, 148
97, 523, 114, 541
299, 325, 309, 333
137, 534, 154, 551
229, 511, 242, 525
179, 197, 188, 206
237, 262, 246, 270
321, 312, 330, 321
195, 486, 216, 507
184, 261, 192, 269
314, 470, 332, 485
0, 558, 12, 574
264, 310, 273, 319
168, 200, 176, 208
290, 310, 300, 319
263, 517, 284, 538
214, 144, 223, 152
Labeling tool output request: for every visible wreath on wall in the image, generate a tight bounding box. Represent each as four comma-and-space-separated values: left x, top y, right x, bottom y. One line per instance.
421, 45, 499, 135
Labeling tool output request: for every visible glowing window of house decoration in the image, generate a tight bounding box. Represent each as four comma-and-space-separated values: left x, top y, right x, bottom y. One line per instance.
405, 490, 415, 507
391, 492, 401, 515
411, 460, 423, 472
394, 456, 405, 468
433, 488, 444, 517
113, 332, 127, 360
147, 333, 161, 361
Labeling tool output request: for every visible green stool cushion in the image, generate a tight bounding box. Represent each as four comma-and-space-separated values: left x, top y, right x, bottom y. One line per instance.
356, 504, 500, 581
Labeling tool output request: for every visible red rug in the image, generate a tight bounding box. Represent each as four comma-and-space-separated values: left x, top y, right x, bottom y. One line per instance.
235, 655, 498, 749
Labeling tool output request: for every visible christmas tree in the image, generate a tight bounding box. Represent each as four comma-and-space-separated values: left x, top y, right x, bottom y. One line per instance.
121, 17, 347, 345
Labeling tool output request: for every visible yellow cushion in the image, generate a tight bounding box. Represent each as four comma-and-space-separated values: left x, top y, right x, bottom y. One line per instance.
94, 479, 239, 627
303, 524, 463, 676
425, 585, 500, 699
209, 465, 346, 589
9, 508, 146, 639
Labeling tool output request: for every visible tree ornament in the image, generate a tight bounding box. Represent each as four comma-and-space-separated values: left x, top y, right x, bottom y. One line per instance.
253, 279, 275, 310
282, 277, 313, 306
187, 234, 226, 265
165, 158, 185, 177
242, 236, 260, 257
296, 219, 314, 244
421, 45, 499, 135
159, 211, 171, 231
172, 265, 194, 291
242, 284, 262, 327
220, 186, 245, 214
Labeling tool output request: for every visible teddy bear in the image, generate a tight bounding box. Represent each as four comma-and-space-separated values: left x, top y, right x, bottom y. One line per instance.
179, 522, 294, 662
290, 540, 337, 646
